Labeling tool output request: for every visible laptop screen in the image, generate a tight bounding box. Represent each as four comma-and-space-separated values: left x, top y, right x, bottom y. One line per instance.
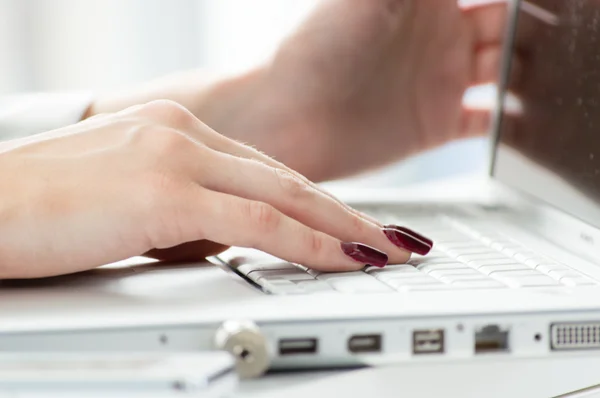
493, 0, 600, 229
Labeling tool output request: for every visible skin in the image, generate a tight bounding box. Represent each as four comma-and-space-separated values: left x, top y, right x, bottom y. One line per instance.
0, 0, 507, 278
90, 0, 507, 180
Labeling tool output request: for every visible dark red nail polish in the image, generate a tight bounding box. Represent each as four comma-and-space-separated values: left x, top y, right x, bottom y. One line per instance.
384, 225, 433, 246
383, 227, 433, 255
341, 242, 388, 268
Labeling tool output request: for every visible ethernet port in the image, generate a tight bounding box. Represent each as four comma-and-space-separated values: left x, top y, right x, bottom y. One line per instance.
475, 325, 509, 354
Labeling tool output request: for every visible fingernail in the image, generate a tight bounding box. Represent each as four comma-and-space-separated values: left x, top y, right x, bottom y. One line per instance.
383, 226, 433, 255
341, 242, 388, 268
384, 225, 434, 246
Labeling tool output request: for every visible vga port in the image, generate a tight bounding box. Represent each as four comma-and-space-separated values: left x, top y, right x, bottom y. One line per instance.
551, 322, 600, 350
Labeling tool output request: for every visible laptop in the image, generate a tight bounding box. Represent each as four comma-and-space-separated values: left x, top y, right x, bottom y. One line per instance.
2, 0, 600, 379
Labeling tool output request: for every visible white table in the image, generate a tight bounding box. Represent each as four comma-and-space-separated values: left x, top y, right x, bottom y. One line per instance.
236, 356, 600, 398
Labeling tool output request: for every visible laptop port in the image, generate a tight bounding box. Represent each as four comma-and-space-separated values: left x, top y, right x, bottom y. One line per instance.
475, 325, 509, 353
551, 322, 600, 350
348, 334, 382, 353
278, 338, 318, 356
413, 329, 444, 355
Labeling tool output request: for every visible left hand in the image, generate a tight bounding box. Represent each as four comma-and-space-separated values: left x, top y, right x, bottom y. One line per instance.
251, 0, 508, 179
89, 0, 507, 181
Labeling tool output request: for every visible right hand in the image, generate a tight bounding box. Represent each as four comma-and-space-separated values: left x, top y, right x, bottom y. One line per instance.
0, 100, 430, 279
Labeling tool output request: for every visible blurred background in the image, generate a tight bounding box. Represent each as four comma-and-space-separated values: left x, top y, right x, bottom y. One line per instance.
0, 0, 488, 186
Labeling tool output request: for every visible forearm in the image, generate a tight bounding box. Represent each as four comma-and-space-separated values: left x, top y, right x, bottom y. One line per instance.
87, 66, 332, 181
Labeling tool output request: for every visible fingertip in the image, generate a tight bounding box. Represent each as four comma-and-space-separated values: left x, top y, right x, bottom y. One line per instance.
340, 242, 388, 268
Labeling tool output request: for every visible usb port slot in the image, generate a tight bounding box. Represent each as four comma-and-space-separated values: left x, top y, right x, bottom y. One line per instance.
278, 338, 318, 355
348, 334, 382, 353
413, 329, 445, 355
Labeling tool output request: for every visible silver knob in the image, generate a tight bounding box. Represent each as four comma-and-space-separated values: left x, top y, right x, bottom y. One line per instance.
214, 320, 271, 379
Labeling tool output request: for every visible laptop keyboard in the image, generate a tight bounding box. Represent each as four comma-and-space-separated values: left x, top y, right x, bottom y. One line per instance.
219, 207, 598, 295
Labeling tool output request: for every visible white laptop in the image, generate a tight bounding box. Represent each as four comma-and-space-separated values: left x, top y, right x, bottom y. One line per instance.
2, 0, 600, 379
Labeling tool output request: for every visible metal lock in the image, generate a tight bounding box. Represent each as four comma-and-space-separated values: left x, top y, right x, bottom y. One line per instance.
214, 320, 271, 379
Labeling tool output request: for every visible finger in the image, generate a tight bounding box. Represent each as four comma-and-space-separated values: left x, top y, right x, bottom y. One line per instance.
175, 187, 389, 272
207, 138, 385, 226
196, 150, 413, 262
464, 1, 508, 49
129, 101, 384, 228
144, 240, 230, 262
460, 107, 493, 138
473, 45, 502, 85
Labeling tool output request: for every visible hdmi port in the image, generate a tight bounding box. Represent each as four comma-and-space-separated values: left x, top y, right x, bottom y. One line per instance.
279, 338, 318, 355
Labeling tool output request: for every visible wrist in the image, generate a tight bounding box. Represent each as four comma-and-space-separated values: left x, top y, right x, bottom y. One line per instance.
201, 65, 332, 181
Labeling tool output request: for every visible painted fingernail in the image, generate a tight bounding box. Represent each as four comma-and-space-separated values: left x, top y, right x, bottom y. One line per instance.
383, 226, 433, 255
384, 225, 434, 246
341, 242, 388, 268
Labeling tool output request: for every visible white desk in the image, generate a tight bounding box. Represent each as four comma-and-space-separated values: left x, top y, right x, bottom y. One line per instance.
236, 357, 600, 398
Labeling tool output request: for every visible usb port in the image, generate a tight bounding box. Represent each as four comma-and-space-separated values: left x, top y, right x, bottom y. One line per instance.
348, 334, 382, 353
475, 325, 509, 354
278, 338, 318, 355
413, 329, 445, 355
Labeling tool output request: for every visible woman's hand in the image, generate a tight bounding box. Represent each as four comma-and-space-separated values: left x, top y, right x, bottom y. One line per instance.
88, 0, 507, 181
0, 100, 432, 279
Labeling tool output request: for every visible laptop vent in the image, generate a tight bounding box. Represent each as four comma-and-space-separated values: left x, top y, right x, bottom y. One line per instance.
551, 323, 600, 350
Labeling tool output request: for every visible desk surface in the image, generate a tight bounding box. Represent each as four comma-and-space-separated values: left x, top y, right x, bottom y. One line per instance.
235, 356, 600, 398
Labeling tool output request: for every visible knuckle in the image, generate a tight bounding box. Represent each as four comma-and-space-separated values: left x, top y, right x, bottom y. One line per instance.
128, 124, 191, 158
138, 99, 195, 129
275, 168, 310, 199
243, 201, 280, 234
306, 230, 324, 254
350, 212, 367, 235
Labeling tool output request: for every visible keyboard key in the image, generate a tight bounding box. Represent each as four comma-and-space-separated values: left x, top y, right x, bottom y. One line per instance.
457, 253, 507, 262
396, 284, 458, 291
261, 279, 305, 294
493, 274, 559, 287
490, 242, 521, 251
418, 263, 469, 272
295, 280, 335, 292
480, 236, 509, 246
445, 247, 493, 256
548, 270, 583, 280
220, 249, 282, 267
478, 264, 530, 275
237, 262, 298, 275
327, 277, 393, 293
536, 264, 569, 274
366, 264, 417, 273
490, 270, 541, 278
247, 270, 313, 283
375, 273, 430, 283
384, 278, 442, 289
429, 269, 481, 279
438, 274, 489, 283
437, 242, 480, 249
376, 272, 435, 283
468, 259, 521, 268
451, 280, 505, 289
408, 257, 455, 266
561, 276, 598, 286
514, 252, 541, 262
317, 272, 370, 281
